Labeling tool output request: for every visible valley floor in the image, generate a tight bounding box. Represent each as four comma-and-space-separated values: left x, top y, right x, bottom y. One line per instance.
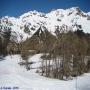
0, 54, 90, 90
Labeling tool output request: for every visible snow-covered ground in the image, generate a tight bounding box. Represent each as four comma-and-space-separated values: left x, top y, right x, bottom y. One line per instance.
0, 54, 90, 90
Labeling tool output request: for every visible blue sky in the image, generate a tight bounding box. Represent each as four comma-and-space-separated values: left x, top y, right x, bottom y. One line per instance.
0, 0, 90, 17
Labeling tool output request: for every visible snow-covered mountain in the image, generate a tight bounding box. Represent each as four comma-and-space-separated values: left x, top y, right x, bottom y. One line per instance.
0, 7, 90, 42
87, 12, 90, 16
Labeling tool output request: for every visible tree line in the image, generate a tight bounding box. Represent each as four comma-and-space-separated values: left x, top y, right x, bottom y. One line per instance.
20, 25, 90, 78
40, 26, 90, 80
0, 25, 11, 56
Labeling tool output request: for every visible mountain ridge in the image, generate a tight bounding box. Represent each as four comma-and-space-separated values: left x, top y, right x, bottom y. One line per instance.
0, 7, 90, 43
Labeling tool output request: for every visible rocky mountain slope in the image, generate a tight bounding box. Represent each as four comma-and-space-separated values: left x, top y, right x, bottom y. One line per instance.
0, 7, 90, 43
